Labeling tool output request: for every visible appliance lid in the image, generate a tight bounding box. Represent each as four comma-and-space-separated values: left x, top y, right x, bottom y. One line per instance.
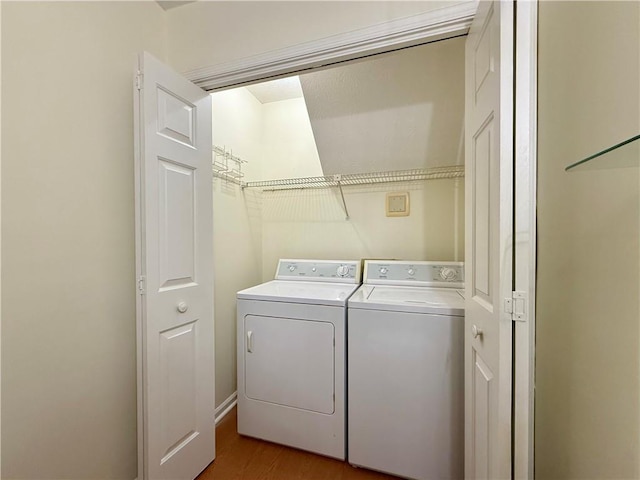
348, 285, 465, 315
237, 280, 360, 306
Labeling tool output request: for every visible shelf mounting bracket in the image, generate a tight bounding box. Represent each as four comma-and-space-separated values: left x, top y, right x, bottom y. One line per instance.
333, 174, 350, 220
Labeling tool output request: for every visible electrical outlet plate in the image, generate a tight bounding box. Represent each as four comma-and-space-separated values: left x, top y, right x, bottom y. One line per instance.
386, 192, 410, 217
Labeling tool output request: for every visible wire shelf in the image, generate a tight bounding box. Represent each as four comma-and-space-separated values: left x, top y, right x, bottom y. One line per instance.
212, 145, 247, 164
212, 169, 245, 185
212, 144, 247, 185
243, 166, 464, 191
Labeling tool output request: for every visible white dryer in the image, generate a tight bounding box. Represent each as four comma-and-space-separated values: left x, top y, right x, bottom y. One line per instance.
348, 260, 464, 480
236, 259, 361, 460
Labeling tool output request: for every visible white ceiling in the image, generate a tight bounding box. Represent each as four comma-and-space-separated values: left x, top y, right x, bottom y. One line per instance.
299, 38, 466, 175
245, 76, 304, 104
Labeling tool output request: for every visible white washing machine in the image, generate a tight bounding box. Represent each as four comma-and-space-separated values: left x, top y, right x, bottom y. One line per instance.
236, 259, 361, 460
348, 260, 465, 480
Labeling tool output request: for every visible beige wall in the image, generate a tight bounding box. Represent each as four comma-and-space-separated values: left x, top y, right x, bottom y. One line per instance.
1, 1, 467, 477
166, 1, 459, 74
211, 91, 324, 405
211, 89, 264, 406
1, 4, 3, 474
1, 2, 166, 478
301, 38, 466, 175
211, 184, 262, 406
261, 179, 464, 281
262, 97, 323, 180
536, 2, 640, 478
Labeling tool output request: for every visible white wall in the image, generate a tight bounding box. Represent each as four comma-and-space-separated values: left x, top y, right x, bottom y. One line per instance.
0, 5, 3, 474
261, 179, 464, 280
248, 43, 464, 279
300, 38, 466, 174
1, 2, 166, 478
166, 1, 462, 74
261, 97, 323, 180
536, 2, 640, 478
211, 89, 263, 406
211, 88, 263, 181
210, 88, 325, 404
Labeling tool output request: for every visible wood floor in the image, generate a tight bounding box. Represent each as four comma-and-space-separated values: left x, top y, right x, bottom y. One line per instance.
197, 407, 399, 480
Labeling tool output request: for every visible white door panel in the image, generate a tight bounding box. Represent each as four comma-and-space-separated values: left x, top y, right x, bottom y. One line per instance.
159, 321, 198, 462
472, 114, 493, 302
471, 350, 492, 480
244, 315, 335, 414
157, 87, 196, 146
135, 51, 214, 480
465, 2, 513, 479
158, 160, 197, 290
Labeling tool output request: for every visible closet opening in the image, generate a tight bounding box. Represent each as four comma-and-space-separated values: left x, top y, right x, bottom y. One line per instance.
208, 37, 466, 410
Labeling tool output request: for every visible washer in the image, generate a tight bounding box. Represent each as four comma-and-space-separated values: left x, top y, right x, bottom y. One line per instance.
348, 260, 465, 480
236, 259, 361, 460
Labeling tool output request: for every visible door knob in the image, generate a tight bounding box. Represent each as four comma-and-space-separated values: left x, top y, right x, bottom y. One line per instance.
471, 325, 483, 339
177, 302, 188, 314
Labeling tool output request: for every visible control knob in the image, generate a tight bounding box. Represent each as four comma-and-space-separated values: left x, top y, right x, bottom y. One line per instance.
407, 267, 416, 276
288, 265, 297, 272
439, 267, 458, 281
379, 267, 388, 275
336, 265, 350, 277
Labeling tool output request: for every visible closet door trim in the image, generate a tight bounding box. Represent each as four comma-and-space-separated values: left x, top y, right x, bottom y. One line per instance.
183, 1, 476, 91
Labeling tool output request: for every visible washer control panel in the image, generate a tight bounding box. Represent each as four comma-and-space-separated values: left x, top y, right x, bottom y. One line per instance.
276, 259, 361, 283
364, 261, 464, 288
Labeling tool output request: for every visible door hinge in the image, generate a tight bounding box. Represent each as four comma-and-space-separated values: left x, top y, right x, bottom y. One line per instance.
505, 291, 526, 322
135, 71, 143, 90
137, 276, 146, 295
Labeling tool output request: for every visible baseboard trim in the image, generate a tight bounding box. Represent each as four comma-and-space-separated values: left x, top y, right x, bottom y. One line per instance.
215, 391, 238, 425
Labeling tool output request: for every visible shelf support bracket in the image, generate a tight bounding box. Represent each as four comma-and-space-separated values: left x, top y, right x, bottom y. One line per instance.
333, 174, 350, 220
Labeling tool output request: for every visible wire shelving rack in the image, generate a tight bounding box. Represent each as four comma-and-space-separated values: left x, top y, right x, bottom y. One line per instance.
216, 165, 465, 220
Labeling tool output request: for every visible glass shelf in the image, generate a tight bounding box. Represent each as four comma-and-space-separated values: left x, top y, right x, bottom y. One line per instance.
565, 134, 640, 171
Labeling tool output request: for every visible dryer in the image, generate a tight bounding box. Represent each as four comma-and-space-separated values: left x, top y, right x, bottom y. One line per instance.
237, 259, 361, 460
348, 260, 464, 480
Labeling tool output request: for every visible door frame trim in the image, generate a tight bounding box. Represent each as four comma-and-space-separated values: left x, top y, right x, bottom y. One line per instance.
177, 1, 537, 477
183, 1, 476, 91
514, 1, 538, 478
133, 55, 145, 480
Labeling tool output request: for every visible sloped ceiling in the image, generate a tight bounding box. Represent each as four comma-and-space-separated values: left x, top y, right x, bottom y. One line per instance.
299, 37, 465, 175
157, 1, 196, 11
246, 76, 303, 104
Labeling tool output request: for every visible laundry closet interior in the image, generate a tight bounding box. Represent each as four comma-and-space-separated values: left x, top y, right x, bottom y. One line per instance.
208, 37, 466, 412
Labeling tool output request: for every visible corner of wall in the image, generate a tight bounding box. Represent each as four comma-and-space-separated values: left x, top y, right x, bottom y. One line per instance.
0, 2, 3, 476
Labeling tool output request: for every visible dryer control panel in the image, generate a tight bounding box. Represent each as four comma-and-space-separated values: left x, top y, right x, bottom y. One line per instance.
364, 261, 464, 288
275, 259, 362, 283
